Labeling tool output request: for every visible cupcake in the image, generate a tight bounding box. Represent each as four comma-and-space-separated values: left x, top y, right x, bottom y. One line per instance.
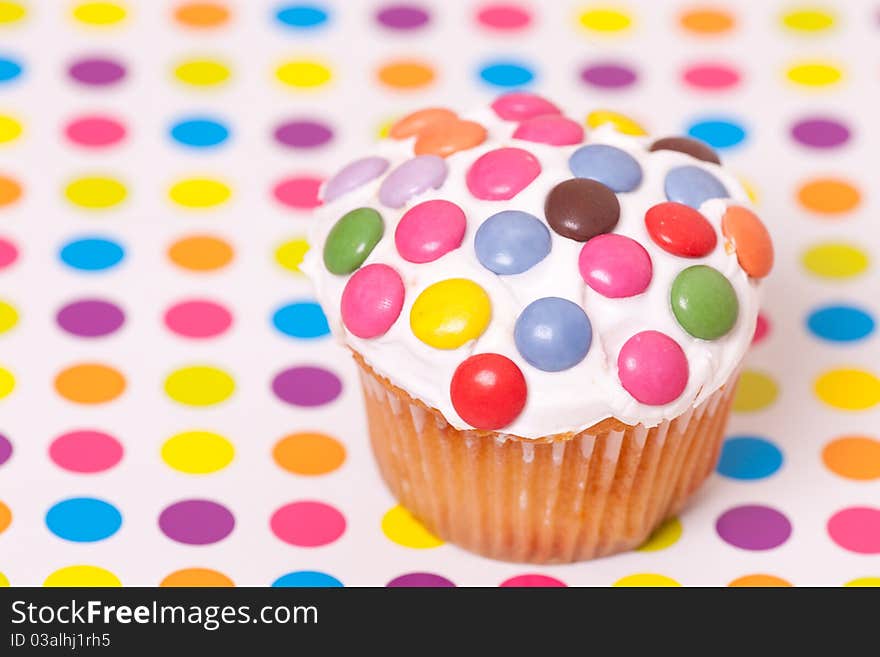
303, 94, 773, 563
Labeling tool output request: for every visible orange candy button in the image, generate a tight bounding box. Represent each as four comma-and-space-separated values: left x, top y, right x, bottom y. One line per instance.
390, 108, 486, 158
390, 108, 457, 139
722, 206, 774, 278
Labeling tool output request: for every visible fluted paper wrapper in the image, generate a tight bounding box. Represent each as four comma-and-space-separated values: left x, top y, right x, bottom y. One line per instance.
355, 353, 737, 563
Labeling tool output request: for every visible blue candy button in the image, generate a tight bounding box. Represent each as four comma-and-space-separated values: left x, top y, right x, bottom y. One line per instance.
514, 297, 592, 372
664, 165, 729, 209
474, 210, 551, 275
568, 144, 642, 192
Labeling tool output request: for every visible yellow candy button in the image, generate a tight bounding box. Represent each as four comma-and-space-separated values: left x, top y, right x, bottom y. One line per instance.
410, 279, 491, 349
586, 109, 646, 136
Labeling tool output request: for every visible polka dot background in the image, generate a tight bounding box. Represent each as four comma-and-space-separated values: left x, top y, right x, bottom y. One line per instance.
0, 0, 877, 587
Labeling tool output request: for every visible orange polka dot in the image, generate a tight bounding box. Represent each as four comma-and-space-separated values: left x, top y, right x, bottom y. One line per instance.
797, 178, 860, 215
378, 60, 435, 89
273, 432, 346, 475
0, 175, 21, 207
679, 7, 735, 34
54, 363, 126, 404
168, 235, 234, 272
822, 436, 880, 481
729, 574, 792, 587
160, 568, 234, 587
0, 501, 11, 533
174, 2, 229, 28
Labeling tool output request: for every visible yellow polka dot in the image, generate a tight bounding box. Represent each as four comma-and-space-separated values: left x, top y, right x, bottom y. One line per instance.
45, 565, 121, 587
381, 505, 443, 549
786, 61, 842, 87
174, 59, 230, 87
845, 576, 880, 587
614, 573, 681, 587
586, 109, 646, 136
739, 177, 760, 205
578, 7, 632, 33
733, 370, 779, 412
376, 117, 395, 139
637, 517, 682, 552
164, 365, 235, 406
782, 8, 835, 33
0, 2, 25, 24
814, 369, 880, 411
276, 60, 332, 88
73, 2, 127, 26
0, 300, 17, 333
0, 366, 15, 399
0, 572, 8, 586
0, 115, 22, 144
169, 178, 230, 208
802, 242, 869, 279
65, 176, 127, 209
410, 278, 491, 349
275, 238, 310, 274
162, 430, 235, 474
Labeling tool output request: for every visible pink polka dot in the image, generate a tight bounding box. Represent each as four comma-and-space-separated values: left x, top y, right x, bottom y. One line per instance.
0, 238, 18, 270
682, 63, 741, 90
273, 175, 324, 210
164, 299, 233, 338
753, 312, 770, 345
270, 501, 346, 547
828, 507, 880, 554
65, 115, 127, 148
476, 4, 531, 31
49, 430, 123, 473
500, 574, 566, 587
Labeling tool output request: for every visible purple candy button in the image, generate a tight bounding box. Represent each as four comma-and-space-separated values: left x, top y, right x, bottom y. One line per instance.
272, 366, 342, 406
716, 504, 792, 551
56, 299, 125, 337
0, 434, 11, 467
376, 4, 430, 30
158, 500, 235, 545
322, 156, 389, 202
68, 57, 127, 86
274, 119, 334, 149
790, 117, 850, 149
387, 572, 455, 587
580, 63, 638, 89
378, 155, 447, 209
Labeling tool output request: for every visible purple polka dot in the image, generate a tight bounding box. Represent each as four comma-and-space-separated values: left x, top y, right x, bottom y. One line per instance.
158, 500, 234, 545
387, 572, 455, 587
0, 434, 11, 467
716, 504, 792, 551
580, 63, 637, 89
56, 299, 125, 337
376, 4, 430, 29
68, 57, 127, 86
274, 119, 334, 148
272, 366, 342, 407
790, 117, 851, 149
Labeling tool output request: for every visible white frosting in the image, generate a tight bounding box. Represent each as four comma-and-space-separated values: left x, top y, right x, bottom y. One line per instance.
303, 105, 762, 439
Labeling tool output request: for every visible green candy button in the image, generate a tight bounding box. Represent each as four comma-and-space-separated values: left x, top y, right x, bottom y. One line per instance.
323, 207, 384, 275
671, 265, 739, 340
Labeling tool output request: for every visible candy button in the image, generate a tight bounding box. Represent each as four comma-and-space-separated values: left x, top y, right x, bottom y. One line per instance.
414, 120, 487, 158
645, 202, 717, 257
671, 265, 739, 339
341, 264, 405, 339
322, 207, 384, 275
474, 210, 551, 275
322, 156, 389, 203
545, 178, 620, 242
490, 92, 560, 121
664, 165, 729, 209
410, 279, 491, 349
514, 297, 592, 372
513, 115, 584, 146
379, 155, 447, 209
568, 144, 642, 192
466, 147, 540, 200
390, 108, 457, 139
579, 234, 652, 298
586, 109, 647, 136
450, 353, 526, 430
721, 206, 774, 278
618, 331, 689, 405
650, 136, 721, 164
395, 199, 466, 263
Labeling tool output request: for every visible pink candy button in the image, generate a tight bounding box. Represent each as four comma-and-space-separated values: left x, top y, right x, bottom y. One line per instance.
466, 147, 541, 200
513, 115, 584, 146
341, 264, 405, 338
491, 92, 561, 121
579, 234, 652, 298
395, 199, 466, 263
617, 331, 689, 405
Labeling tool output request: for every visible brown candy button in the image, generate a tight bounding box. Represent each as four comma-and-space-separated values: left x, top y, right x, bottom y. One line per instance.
545, 178, 620, 242
649, 136, 722, 165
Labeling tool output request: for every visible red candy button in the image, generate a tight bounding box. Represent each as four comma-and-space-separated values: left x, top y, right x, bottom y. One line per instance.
513, 114, 584, 146
644, 201, 717, 257
491, 92, 561, 121
450, 353, 527, 430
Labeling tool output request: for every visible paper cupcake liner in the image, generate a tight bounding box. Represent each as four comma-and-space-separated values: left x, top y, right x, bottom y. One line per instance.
355, 353, 737, 564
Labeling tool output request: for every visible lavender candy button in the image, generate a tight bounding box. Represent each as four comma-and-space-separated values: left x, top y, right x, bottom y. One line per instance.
378, 155, 448, 209
322, 156, 390, 203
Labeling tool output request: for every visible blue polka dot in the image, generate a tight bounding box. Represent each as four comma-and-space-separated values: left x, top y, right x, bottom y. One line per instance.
272, 300, 330, 338
272, 571, 343, 587
807, 304, 875, 343
717, 436, 783, 480
45, 497, 122, 543
275, 4, 329, 28
169, 117, 229, 148
479, 61, 534, 88
0, 57, 23, 83
686, 118, 746, 149
59, 237, 126, 273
